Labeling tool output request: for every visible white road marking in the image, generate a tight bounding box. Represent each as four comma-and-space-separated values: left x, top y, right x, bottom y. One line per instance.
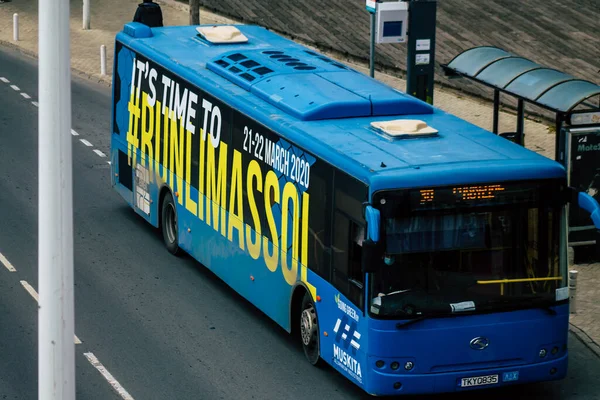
19, 280, 82, 344
10, 85, 19, 91
94, 149, 106, 158
32, 101, 39, 107
80, 139, 93, 147
20, 280, 38, 302
0, 252, 16, 272
20, 92, 31, 99
0, 77, 9, 83
84, 352, 135, 400
71, 129, 79, 136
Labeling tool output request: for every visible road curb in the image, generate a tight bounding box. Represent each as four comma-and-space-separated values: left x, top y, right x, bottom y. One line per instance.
569, 323, 600, 359
0, 39, 112, 88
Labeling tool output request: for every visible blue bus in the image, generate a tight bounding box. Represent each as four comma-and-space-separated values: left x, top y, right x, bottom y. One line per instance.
110, 22, 600, 396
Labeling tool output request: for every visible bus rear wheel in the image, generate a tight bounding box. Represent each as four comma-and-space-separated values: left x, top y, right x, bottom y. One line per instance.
300, 292, 321, 366
161, 191, 181, 255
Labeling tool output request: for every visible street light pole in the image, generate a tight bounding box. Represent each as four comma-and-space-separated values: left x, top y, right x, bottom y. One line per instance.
38, 0, 76, 398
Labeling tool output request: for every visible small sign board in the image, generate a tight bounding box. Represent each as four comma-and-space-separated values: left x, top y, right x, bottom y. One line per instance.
566, 127, 600, 245
366, 0, 377, 13
416, 39, 431, 51
375, 1, 408, 44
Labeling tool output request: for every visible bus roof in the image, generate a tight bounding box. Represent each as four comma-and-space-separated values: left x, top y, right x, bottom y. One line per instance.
117, 23, 565, 191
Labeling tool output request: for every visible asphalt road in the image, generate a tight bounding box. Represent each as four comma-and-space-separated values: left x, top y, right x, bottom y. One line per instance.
0, 45, 599, 400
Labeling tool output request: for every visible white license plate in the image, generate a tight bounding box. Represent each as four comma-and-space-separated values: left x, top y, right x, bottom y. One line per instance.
460, 374, 499, 388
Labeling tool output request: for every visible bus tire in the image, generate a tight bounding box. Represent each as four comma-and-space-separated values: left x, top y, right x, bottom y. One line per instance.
300, 292, 322, 366
161, 191, 181, 256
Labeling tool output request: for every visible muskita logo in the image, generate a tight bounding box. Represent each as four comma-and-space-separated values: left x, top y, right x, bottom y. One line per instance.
333, 344, 363, 383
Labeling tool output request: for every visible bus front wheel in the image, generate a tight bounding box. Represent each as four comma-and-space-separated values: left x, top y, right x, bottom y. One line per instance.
161, 191, 181, 256
300, 292, 321, 366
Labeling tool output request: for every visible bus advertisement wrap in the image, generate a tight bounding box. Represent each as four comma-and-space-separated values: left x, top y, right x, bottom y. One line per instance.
114, 42, 317, 288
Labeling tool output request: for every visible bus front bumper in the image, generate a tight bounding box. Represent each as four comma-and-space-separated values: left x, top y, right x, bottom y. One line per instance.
365, 353, 567, 396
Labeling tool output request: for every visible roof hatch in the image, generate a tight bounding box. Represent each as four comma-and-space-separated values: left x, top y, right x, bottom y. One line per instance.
371, 119, 438, 139
207, 48, 433, 120
196, 26, 248, 44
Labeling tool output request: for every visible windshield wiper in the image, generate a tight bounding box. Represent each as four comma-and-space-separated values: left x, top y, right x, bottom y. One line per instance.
395, 315, 428, 329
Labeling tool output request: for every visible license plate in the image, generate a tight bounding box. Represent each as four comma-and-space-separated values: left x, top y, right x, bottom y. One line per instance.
460, 374, 499, 388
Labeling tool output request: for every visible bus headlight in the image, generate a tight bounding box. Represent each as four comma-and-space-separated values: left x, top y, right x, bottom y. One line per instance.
404, 361, 414, 371
539, 348, 547, 358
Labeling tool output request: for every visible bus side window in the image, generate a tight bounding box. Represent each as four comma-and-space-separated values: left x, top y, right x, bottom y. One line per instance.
307, 162, 333, 280
333, 212, 364, 309
332, 171, 368, 310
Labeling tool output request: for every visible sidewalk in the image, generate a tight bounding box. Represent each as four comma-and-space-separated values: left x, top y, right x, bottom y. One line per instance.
0, 0, 598, 357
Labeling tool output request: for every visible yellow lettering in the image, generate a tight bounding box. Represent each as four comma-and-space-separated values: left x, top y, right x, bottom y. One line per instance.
162, 106, 170, 185
126, 91, 141, 149
154, 100, 164, 182
185, 128, 197, 216
227, 150, 244, 250
281, 182, 299, 285
198, 129, 206, 221
246, 160, 263, 260
169, 115, 184, 205
141, 93, 154, 175
263, 171, 280, 272
300, 192, 316, 299
206, 142, 228, 235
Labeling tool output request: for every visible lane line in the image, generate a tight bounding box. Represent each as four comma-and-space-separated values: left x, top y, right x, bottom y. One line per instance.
84, 352, 135, 400
20, 280, 39, 302
32, 101, 39, 107
80, 139, 93, 147
0, 77, 9, 83
19, 280, 82, 345
0, 252, 16, 272
93, 149, 106, 158
71, 129, 79, 136
20, 92, 31, 99
10, 85, 19, 91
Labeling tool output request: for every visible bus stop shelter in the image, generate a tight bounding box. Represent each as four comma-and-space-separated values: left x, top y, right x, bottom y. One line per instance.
441, 46, 600, 162
442, 46, 600, 256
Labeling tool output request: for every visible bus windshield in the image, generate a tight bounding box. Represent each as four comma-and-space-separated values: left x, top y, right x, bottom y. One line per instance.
369, 182, 565, 319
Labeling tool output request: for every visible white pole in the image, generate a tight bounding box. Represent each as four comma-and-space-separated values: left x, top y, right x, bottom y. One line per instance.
569, 270, 578, 314
38, 0, 75, 398
100, 44, 106, 75
83, 0, 90, 30
13, 13, 19, 41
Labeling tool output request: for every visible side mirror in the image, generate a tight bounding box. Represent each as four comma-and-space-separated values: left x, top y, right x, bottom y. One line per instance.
363, 205, 382, 273
577, 191, 600, 229
572, 189, 600, 259
365, 205, 381, 242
